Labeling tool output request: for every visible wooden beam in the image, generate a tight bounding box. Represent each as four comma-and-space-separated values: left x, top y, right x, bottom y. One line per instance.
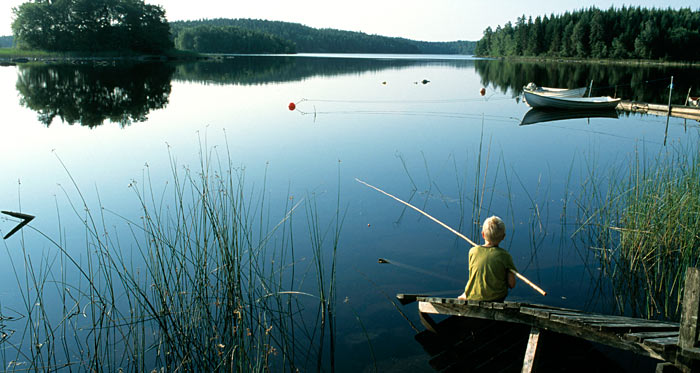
680, 268, 700, 350
521, 327, 541, 373
418, 300, 667, 361
396, 294, 426, 305
419, 312, 439, 334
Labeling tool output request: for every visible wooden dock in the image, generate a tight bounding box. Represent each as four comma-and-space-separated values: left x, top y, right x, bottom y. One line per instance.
398, 268, 700, 372
617, 100, 700, 121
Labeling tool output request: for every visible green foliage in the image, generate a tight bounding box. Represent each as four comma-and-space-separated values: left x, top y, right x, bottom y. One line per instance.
572, 141, 700, 320
11, 0, 173, 53
174, 25, 295, 54
170, 19, 476, 54
476, 6, 700, 61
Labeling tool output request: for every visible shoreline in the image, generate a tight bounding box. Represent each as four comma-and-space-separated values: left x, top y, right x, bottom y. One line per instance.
481, 55, 700, 68
2, 48, 699, 68
0, 48, 211, 65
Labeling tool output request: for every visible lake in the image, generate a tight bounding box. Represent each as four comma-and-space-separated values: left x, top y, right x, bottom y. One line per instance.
2, 54, 700, 371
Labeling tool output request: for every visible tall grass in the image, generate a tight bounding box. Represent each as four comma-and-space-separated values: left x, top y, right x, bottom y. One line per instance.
1, 142, 342, 371
571, 138, 700, 320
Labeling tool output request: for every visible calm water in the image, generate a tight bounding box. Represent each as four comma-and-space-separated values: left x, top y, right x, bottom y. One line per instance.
2, 55, 700, 371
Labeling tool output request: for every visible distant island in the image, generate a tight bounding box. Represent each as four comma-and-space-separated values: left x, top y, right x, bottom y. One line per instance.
169, 19, 476, 55
475, 6, 700, 62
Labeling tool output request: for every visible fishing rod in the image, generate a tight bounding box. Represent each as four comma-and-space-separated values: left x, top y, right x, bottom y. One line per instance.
356, 178, 547, 297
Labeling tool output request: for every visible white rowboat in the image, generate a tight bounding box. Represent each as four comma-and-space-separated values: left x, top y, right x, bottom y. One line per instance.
523, 89, 621, 110
523, 83, 587, 97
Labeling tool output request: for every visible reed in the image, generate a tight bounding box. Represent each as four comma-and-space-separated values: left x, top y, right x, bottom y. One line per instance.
572, 139, 700, 320
1, 141, 342, 371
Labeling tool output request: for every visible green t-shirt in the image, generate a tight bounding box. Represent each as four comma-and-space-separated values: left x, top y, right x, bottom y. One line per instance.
464, 245, 517, 301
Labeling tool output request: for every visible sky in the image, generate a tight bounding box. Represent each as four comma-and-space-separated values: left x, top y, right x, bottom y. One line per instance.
2, 0, 699, 41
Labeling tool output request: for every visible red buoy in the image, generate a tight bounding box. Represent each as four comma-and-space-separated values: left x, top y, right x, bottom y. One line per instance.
480, 88, 486, 96
288, 102, 296, 111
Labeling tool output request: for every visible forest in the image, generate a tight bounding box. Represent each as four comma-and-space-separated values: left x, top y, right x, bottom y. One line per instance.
174, 26, 296, 54
11, 0, 172, 53
474, 7, 700, 61
170, 19, 475, 54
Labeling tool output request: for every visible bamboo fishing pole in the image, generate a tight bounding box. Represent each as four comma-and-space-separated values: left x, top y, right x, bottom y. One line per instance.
356, 178, 547, 296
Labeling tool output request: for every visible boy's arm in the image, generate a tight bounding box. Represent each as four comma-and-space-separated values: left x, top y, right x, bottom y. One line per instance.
507, 271, 516, 289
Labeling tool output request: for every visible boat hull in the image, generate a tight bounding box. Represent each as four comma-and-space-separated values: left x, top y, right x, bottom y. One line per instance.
524, 90, 621, 109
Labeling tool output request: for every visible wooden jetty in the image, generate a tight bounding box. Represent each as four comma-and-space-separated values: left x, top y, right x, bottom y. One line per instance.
399, 268, 700, 372
617, 100, 700, 121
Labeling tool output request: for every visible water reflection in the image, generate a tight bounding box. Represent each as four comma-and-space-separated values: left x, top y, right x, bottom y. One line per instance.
173, 56, 475, 85
520, 108, 619, 126
474, 59, 700, 104
16, 63, 174, 128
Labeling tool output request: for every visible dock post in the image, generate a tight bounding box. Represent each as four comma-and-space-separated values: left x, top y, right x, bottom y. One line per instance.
521, 327, 541, 373
680, 267, 700, 350
668, 76, 674, 113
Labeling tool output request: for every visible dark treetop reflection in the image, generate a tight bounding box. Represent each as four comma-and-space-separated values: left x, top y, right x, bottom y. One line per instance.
16, 62, 174, 128
173, 55, 475, 86
475, 59, 700, 104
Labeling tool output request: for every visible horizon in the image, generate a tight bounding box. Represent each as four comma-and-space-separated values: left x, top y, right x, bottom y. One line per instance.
2, 1, 699, 42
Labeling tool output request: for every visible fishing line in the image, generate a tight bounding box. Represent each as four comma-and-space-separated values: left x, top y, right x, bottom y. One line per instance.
298, 96, 513, 104
377, 258, 463, 284
296, 109, 521, 123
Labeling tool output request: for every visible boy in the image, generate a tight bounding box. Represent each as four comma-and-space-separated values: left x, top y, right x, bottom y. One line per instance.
458, 216, 516, 302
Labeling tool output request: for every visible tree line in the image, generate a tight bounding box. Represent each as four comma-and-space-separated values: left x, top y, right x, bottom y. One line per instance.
174, 26, 295, 54
11, 0, 172, 53
475, 7, 700, 61
170, 19, 475, 54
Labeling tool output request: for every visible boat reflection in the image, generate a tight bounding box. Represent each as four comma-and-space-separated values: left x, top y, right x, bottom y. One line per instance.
520, 108, 619, 126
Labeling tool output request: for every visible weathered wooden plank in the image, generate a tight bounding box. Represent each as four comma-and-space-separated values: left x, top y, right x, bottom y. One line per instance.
492, 303, 506, 310
625, 331, 680, 343
481, 302, 494, 309
419, 302, 440, 315
680, 346, 700, 360
420, 297, 450, 305
504, 301, 521, 310
521, 327, 541, 373
417, 299, 669, 361
550, 314, 679, 330
418, 301, 525, 324
589, 324, 679, 336
419, 311, 439, 334
396, 293, 426, 305
517, 303, 582, 312
589, 322, 679, 332
680, 268, 700, 350
655, 362, 683, 373
520, 307, 584, 319
550, 314, 631, 324
644, 337, 681, 353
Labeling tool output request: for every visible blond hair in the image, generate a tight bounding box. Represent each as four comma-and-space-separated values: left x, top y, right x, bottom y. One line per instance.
482, 216, 506, 244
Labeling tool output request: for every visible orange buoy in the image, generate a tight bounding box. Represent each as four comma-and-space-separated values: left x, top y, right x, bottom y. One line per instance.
288, 102, 296, 111
480, 88, 486, 96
